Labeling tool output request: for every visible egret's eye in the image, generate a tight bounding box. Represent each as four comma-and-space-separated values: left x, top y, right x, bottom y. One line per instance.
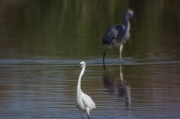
80, 63, 85, 67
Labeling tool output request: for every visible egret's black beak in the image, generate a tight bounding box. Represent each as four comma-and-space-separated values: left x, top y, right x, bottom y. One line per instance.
75, 64, 81, 68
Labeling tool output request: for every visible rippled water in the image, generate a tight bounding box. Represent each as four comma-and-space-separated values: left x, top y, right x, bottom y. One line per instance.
1, 0, 180, 119
1, 59, 180, 119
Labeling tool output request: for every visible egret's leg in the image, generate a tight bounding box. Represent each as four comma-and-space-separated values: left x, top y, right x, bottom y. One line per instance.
86, 107, 90, 119
74, 97, 83, 118
74, 97, 77, 107
119, 45, 123, 61
78, 108, 83, 119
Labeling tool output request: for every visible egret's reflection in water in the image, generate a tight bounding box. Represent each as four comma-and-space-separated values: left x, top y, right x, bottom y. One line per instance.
103, 64, 131, 108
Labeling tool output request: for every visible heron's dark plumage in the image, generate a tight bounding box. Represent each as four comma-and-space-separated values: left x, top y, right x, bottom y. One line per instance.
102, 24, 125, 45
102, 8, 134, 63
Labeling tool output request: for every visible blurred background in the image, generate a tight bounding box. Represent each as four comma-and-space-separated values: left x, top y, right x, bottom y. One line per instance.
0, 0, 179, 62
0, 0, 180, 119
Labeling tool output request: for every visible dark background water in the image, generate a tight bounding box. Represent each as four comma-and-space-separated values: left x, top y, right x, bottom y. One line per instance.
0, 0, 180, 119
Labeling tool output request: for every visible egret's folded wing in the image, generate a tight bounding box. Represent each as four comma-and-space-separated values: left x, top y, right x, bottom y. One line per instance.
82, 93, 96, 110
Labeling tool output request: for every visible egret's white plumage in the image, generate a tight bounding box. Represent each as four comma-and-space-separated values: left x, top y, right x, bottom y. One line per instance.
74, 61, 96, 119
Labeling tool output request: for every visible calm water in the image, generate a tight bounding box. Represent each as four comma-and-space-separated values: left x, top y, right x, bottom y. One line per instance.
0, 0, 180, 119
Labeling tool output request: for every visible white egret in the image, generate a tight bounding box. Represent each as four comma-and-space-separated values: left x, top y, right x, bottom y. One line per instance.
74, 61, 96, 119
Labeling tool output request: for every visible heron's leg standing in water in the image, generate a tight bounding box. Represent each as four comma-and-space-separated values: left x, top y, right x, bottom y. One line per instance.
103, 48, 108, 64
120, 64, 124, 82
119, 45, 123, 62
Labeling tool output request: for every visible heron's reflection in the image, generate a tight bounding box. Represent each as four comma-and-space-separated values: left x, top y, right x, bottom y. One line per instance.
103, 64, 131, 107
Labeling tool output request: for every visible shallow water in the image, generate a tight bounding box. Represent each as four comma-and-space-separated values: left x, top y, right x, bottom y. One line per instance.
1, 60, 180, 119
0, 0, 180, 119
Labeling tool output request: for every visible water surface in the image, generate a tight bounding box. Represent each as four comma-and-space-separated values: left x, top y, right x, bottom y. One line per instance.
0, 0, 180, 119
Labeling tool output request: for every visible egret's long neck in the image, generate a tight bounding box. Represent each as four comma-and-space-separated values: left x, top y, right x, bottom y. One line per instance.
124, 15, 130, 32
77, 66, 85, 91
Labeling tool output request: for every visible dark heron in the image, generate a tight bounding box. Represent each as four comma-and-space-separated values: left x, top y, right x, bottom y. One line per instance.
102, 9, 135, 63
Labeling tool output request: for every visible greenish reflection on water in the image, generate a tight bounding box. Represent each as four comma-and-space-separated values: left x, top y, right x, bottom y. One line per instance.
0, 0, 180, 62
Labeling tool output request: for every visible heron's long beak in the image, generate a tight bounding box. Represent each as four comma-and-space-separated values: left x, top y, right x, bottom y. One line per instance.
132, 15, 137, 22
